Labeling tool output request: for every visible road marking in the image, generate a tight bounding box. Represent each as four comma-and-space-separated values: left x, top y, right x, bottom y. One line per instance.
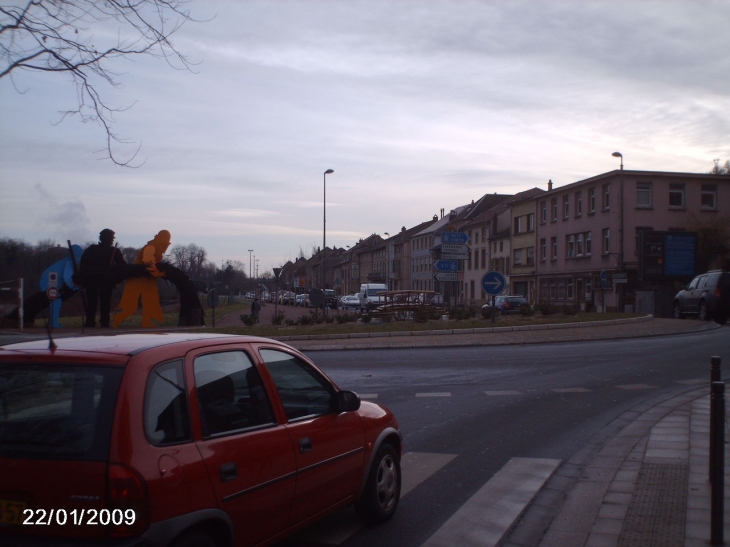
359, 393, 378, 399
484, 390, 522, 396
291, 451, 457, 545
615, 384, 657, 390
552, 387, 591, 393
416, 392, 452, 397
421, 457, 562, 547
675, 379, 706, 385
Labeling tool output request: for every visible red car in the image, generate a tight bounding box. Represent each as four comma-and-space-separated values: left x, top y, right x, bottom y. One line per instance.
0, 333, 401, 546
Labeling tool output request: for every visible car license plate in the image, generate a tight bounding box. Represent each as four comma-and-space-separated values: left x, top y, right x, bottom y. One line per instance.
0, 500, 27, 525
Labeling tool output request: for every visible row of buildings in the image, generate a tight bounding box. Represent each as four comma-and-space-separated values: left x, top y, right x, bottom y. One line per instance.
277, 169, 729, 314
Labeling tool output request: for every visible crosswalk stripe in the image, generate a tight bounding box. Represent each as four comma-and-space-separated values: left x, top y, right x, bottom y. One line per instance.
552, 387, 591, 393
421, 457, 562, 547
359, 393, 378, 399
416, 392, 452, 397
615, 384, 657, 390
484, 390, 522, 396
401, 451, 458, 497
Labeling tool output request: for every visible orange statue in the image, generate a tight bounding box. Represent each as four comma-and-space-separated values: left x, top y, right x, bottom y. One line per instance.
113, 230, 172, 328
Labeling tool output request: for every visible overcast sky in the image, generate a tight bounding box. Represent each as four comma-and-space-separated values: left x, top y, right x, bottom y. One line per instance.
1, 0, 728, 276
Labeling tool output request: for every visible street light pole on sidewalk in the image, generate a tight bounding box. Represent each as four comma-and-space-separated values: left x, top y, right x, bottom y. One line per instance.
323, 169, 334, 314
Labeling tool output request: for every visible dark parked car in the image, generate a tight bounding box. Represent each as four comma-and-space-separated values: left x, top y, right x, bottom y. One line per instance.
0, 333, 402, 546
482, 295, 530, 315
673, 270, 730, 324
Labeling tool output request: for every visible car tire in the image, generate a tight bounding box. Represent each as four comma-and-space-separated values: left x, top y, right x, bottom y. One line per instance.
698, 300, 709, 321
172, 531, 218, 547
356, 443, 401, 523
673, 301, 684, 319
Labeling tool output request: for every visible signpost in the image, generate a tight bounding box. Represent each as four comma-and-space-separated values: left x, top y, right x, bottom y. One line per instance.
441, 232, 469, 244
434, 272, 458, 282
435, 260, 460, 272
600, 270, 607, 313
481, 271, 506, 324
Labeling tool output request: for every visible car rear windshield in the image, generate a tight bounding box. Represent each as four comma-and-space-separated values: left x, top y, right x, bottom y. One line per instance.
0, 364, 123, 461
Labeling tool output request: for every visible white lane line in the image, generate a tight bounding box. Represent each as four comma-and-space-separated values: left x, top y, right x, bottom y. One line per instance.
552, 387, 591, 393
615, 384, 657, 390
359, 393, 378, 399
421, 457, 562, 547
292, 451, 457, 545
484, 390, 522, 396
416, 392, 452, 397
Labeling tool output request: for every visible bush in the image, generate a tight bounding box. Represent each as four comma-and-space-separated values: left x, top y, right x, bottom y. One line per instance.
562, 304, 578, 316
481, 306, 496, 319
240, 314, 255, 326
413, 306, 438, 323
284, 318, 297, 326
537, 301, 557, 316
335, 312, 358, 324
271, 311, 285, 325
361, 312, 373, 323
520, 304, 534, 317
450, 306, 476, 320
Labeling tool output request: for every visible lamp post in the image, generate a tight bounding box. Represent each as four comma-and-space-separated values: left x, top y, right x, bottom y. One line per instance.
612, 152, 624, 312
323, 169, 334, 312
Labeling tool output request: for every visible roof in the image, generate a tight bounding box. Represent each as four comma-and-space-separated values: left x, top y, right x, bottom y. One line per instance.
0, 333, 278, 360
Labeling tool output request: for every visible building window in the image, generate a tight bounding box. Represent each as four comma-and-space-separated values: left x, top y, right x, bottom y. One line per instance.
526, 246, 535, 266
481, 248, 486, 269
566, 235, 575, 258
528, 213, 535, 232
514, 216, 523, 234
551, 236, 557, 260
602, 228, 610, 254
499, 241, 503, 252
513, 248, 523, 266
540, 238, 546, 261
567, 278, 574, 300
669, 183, 685, 208
585, 232, 592, 255
563, 195, 570, 219
701, 184, 717, 209
576, 233, 584, 256
575, 191, 582, 216
602, 184, 610, 210
588, 188, 596, 213
540, 201, 547, 224
551, 198, 558, 222
636, 182, 652, 208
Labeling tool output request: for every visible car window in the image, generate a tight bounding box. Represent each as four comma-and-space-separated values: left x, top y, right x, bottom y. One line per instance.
259, 349, 336, 421
0, 364, 122, 461
144, 360, 191, 445
194, 351, 275, 437
688, 277, 700, 290
698, 275, 709, 289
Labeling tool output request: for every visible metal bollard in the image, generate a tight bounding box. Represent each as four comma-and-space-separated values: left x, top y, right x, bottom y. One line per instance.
709, 381, 725, 546
711, 355, 721, 383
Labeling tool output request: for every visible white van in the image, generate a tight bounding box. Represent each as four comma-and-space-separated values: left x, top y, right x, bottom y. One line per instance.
358, 283, 388, 309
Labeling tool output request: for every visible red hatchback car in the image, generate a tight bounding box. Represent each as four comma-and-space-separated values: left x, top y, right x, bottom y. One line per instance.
0, 333, 402, 546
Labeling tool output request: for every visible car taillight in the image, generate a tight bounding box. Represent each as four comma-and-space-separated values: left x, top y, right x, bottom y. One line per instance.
715, 286, 721, 298
504, 302, 510, 309
106, 463, 149, 537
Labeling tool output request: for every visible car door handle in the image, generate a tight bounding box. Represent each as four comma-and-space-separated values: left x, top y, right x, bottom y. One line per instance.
219, 462, 237, 482
298, 437, 312, 453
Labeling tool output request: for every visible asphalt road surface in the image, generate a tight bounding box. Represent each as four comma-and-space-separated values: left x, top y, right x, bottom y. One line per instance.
276, 326, 730, 547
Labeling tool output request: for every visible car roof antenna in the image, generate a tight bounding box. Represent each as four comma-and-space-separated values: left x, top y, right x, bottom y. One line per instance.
45, 321, 58, 351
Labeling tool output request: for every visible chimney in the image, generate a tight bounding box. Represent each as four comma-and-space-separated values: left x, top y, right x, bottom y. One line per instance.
440, 208, 445, 218
433, 214, 438, 221
548, 179, 553, 191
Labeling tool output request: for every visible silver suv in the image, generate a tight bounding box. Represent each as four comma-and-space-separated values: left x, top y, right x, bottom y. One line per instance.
673, 270, 730, 324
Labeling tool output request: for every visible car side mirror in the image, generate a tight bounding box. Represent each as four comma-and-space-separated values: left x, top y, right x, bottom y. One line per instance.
336, 390, 361, 413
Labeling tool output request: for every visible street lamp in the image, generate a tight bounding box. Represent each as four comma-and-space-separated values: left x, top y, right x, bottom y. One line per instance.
323, 169, 334, 310
612, 151, 623, 170
248, 250, 253, 293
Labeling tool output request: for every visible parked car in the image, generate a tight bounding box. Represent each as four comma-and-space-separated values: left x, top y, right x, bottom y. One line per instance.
324, 289, 338, 309
0, 333, 402, 547
673, 270, 730, 323
340, 295, 362, 311
279, 291, 296, 305
295, 293, 310, 307
481, 295, 530, 315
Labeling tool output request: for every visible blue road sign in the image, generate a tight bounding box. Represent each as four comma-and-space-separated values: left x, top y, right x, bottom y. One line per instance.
435, 260, 460, 272
481, 271, 506, 296
441, 232, 469, 244
600, 269, 608, 289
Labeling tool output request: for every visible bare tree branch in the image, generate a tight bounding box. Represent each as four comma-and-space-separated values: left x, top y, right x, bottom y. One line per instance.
1, 0, 201, 167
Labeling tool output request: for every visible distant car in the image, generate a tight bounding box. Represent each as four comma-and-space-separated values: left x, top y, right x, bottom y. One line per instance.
341, 295, 362, 311
482, 295, 530, 315
295, 293, 310, 307
324, 289, 338, 309
0, 333, 402, 546
279, 291, 296, 305
673, 270, 730, 323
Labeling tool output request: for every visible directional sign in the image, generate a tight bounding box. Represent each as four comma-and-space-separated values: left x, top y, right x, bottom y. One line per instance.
434, 272, 458, 282
600, 270, 608, 289
435, 260, 460, 272
441, 232, 469, 244
441, 243, 470, 254
442, 254, 470, 260
481, 271, 506, 296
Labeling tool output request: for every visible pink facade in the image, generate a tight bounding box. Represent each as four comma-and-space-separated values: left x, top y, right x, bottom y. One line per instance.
535, 170, 729, 312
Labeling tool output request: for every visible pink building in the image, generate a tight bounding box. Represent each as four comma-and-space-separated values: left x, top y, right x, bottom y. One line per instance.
535, 170, 729, 312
